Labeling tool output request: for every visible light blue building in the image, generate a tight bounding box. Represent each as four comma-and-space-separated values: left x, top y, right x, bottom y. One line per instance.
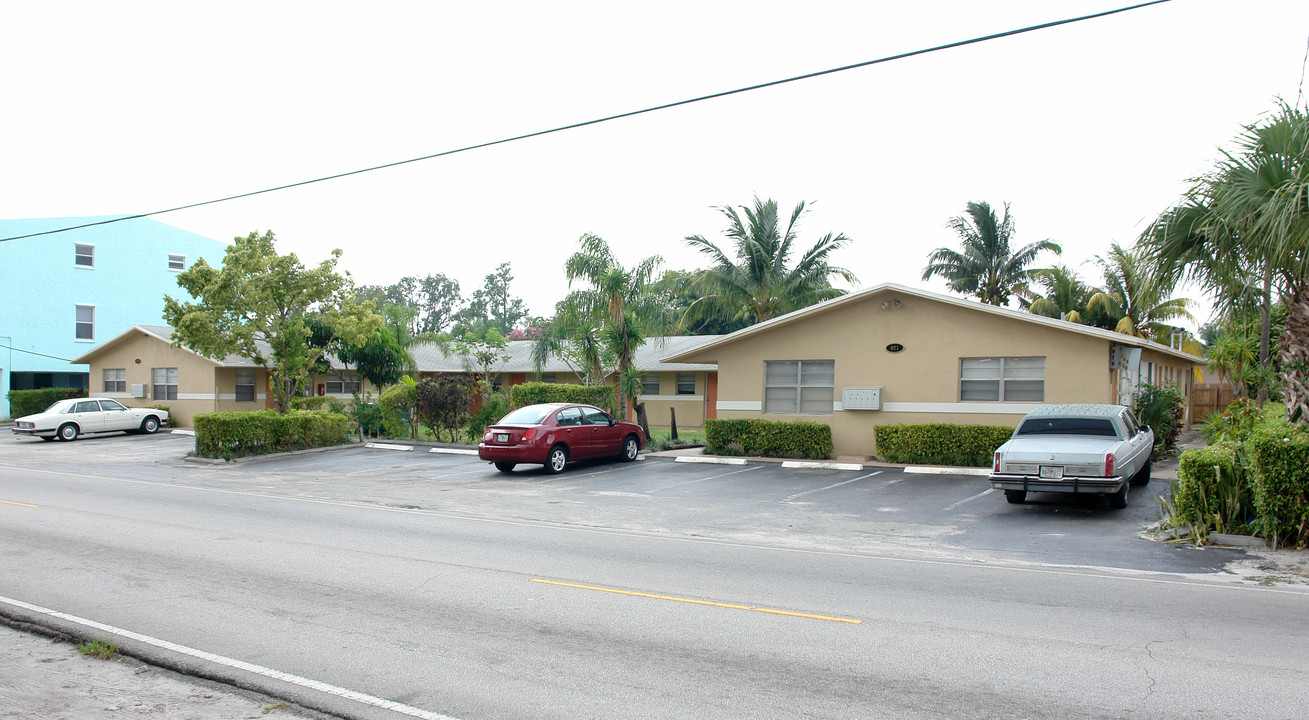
0, 215, 229, 419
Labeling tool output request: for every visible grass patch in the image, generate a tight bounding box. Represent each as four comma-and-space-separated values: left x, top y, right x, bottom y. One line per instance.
77, 638, 118, 660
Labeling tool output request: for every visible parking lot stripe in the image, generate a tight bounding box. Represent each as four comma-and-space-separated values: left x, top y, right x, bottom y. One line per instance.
531, 579, 861, 624
784, 471, 882, 501
648, 464, 762, 492
1, 499, 38, 508
945, 488, 997, 510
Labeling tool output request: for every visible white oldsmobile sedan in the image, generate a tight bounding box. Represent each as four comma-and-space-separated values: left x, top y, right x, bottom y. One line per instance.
11, 398, 170, 442
990, 403, 1153, 509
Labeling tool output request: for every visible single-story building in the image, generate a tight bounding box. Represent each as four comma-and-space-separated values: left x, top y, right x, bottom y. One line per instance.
663, 282, 1202, 458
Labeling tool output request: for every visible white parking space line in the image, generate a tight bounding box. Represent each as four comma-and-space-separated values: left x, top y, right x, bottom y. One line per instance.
945, 488, 997, 510
647, 464, 763, 493
0, 596, 459, 720
784, 471, 883, 501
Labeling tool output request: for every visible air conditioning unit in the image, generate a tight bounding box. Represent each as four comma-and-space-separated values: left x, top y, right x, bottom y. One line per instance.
841, 387, 882, 410
130, 384, 147, 398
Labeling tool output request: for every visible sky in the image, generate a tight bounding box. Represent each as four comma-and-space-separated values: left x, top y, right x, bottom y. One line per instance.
5, 0, 1309, 333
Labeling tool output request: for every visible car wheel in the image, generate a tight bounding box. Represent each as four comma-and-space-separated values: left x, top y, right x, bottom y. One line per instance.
619, 434, 639, 462
57, 424, 79, 442
140, 416, 160, 434
1109, 482, 1129, 509
1131, 456, 1152, 486
494, 462, 516, 473
544, 445, 568, 474
1004, 489, 1027, 504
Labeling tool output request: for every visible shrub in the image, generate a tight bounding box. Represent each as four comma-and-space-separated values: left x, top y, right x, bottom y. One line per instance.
351, 399, 385, 438
1162, 441, 1254, 542
7, 387, 87, 418
465, 392, 510, 443
510, 382, 616, 415
1247, 426, 1309, 548
1135, 381, 1186, 455
193, 410, 349, 459
378, 378, 418, 439
873, 423, 1014, 466
415, 374, 474, 442
704, 418, 833, 459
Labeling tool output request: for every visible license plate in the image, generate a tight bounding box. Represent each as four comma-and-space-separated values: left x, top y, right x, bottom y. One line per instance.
497, 433, 509, 443
1039, 465, 1064, 480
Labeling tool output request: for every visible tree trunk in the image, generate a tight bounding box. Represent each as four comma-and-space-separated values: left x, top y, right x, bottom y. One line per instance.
1258, 266, 1272, 407
635, 402, 651, 442
1281, 283, 1309, 424
670, 407, 678, 441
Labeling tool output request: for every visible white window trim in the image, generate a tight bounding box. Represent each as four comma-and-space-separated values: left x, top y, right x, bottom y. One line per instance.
75, 304, 95, 342
75, 243, 95, 268
959, 357, 1045, 403
169, 253, 186, 271
764, 360, 835, 414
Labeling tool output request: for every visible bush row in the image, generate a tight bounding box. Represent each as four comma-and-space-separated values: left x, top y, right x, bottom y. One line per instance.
1248, 428, 1309, 548
1169, 441, 1251, 536
705, 418, 833, 459
7, 387, 88, 418
874, 423, 1014, 466
510, 382, 616, 415
194, 410, 349, 459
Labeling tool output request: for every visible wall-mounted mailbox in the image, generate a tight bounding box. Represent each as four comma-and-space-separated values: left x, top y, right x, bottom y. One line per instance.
842, 387, 882, 410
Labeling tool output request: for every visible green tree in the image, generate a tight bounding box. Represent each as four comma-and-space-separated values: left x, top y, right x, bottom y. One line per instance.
684, 197, 857, 324
922, 201, 1061, 306
455, 263, 528, 336
1086, 242, 1194, 340
163, 230, 383, 412
1025, 264, 1094, 323
650, 269, 750, 335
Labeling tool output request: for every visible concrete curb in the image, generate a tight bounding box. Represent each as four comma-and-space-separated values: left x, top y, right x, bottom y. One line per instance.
365, 442, 413, 452
674, 456, 746, 466
904, 466, 991, 476
780, 461, 863, 471
430, 448, 478, 456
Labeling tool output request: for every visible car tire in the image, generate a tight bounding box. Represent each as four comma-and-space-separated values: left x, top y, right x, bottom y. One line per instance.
57, 424, 79, 442
1131, 456, 1152, 486
618, 434, 640, 462
1004, 489, 1027, 504
494, 462, 516, 473
1109, 482, 1129, 509
140, 416, 160, 434
544, 445, 568, 474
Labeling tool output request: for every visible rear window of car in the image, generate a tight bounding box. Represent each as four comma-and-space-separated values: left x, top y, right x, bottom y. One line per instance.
1015, 417, 1119, 437
498, 406, 553, 425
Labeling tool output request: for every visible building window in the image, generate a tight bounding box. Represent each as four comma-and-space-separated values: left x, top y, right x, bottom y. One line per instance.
764, 360, 834, 414
235, 369, 256, 402
75, 305, 95, 341
75, 243, 94, 267
960, 357, 1045, 402
677, 372, 696, 395
152, 367, 178, 401
641, 373, 660, 395
103, 368, 126, 393
325, 378, 360, 394
540, 373, 556, 384
169, 254, 186, 271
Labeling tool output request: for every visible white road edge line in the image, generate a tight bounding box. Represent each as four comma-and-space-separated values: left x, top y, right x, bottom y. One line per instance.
429, 448, 478, 455
0, 595, 459, 720
904, 466, 991, 476
674, 456, 746, 465
365, 442, 413, 452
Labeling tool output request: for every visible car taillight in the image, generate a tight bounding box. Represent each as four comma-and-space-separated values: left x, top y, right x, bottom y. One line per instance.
1104, 453, 1115, 477
993, 451, 1002, 473
523, 428, 537, 441
483, 430, 493, 442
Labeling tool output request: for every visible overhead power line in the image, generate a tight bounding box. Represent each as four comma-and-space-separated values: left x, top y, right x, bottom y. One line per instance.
0, 0, 1171, 244
0, 343, 75, 362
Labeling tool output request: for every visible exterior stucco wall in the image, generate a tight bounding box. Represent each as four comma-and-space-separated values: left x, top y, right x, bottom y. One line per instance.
79, 332, 227, 428
698, 290, 1118, 457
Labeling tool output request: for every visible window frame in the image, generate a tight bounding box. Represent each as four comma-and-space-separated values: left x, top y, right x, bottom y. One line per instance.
324, 377, 361, 395
168, 253, 186, 271
235, 368, 256, 402
676, 372, 696, 395
75, 304, 95, 341
75, 243, 95, 268
959, 357, 1045, 402
103, 368, 126, 393
763, 360, 835, 414
152, 367, 179, 401
640, 373, 660, 395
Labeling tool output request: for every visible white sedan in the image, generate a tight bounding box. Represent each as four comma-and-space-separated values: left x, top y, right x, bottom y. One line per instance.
11, 398, 170, 441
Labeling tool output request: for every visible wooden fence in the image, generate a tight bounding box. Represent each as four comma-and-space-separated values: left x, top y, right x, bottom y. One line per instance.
1190, 383, 1236, 423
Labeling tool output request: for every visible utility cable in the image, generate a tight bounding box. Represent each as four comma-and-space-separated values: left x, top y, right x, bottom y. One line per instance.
0, 343, 75, 362
0, 0, 1172, 244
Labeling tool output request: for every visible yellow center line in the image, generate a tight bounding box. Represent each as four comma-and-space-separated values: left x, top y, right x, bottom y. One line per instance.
531, 578, 862, 624
0, 499, 38, 508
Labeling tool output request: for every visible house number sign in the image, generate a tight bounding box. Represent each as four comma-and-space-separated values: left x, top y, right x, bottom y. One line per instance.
886, 343, 904, 353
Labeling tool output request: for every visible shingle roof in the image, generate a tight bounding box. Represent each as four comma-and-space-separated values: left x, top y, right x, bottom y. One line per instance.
409, 335, 720, 374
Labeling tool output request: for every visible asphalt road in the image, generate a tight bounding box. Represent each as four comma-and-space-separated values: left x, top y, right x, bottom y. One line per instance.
2, 431, 1306, 719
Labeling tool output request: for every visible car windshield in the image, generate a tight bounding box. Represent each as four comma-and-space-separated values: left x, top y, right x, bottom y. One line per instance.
1016, 417, 1119, 438
497, 406, 554, 425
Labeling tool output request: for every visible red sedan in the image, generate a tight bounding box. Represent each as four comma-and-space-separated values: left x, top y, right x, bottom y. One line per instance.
478, 403, 645, 474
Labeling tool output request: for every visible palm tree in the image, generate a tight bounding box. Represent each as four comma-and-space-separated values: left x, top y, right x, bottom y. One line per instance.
922, 201, 1061, 307
1144, 101, 1309, 417
1025, 264, 1094, 323
683, 197, 857, 325
537, 234, 669, 417
1086, 242, 1194, 340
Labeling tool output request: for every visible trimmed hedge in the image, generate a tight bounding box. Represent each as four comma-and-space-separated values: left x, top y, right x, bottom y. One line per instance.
705, 418, 833, 459
7, 387, 88, 418
1170, 441, 1251, 535
510, 382, 616, 415
194, 410, 349, 459
1248, 428, 1309, 548
874, 423, 1014, 466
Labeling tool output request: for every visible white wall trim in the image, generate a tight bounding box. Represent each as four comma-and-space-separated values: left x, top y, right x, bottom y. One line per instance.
642, 394, 704, 402
717, 400, 762, 411
881, 402, 1040, 415
177, 393, 216, 401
